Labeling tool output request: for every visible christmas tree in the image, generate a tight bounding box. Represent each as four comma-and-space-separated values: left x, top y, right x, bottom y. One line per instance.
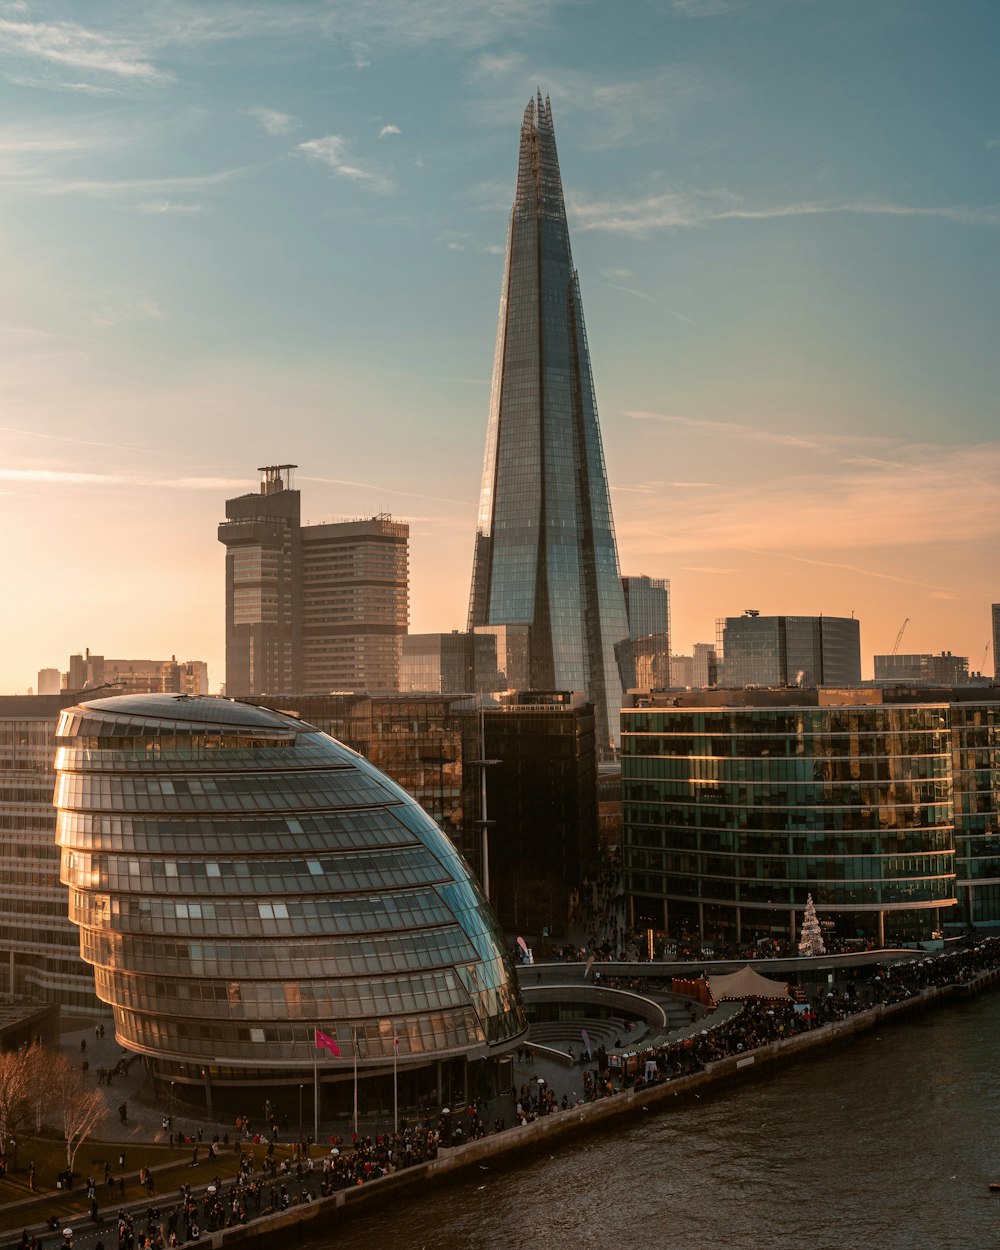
798, 893, 826, 956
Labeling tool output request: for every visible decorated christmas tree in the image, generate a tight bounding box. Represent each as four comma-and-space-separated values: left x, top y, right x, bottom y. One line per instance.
798, 893, 826, 956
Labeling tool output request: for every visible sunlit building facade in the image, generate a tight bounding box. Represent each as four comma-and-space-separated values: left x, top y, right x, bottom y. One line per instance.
719, 613, 861, 688
622, 688, 958, 947
53, 694, 525, 1111
468, 94, 632, 754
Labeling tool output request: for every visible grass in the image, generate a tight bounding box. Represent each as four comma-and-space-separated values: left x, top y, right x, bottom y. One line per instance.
0, 1135, 303, 1237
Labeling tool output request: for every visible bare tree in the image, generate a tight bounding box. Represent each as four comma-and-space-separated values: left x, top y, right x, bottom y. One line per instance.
48, 1053, 106, 1171
22, 1044, 54, 1135
0, 1050, 32, 1157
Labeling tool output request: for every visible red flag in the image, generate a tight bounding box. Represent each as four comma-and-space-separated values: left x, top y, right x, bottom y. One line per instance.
315, 1028, 341, 1056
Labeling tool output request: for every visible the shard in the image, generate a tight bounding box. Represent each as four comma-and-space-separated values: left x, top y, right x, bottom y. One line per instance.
468, 93, 633, 753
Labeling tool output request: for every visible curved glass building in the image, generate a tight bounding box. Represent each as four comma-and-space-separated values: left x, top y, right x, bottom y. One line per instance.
622, 690, 957, 947
53, 694, 525, 1110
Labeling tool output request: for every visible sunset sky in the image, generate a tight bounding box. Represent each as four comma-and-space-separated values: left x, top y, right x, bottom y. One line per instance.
1, 0, 998, 693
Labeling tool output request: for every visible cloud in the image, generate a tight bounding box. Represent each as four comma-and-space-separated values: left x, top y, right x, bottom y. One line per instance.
247, 106, 300, 136
88, 298, 164, 329
0, 467, 254, 490
0, 16, 171, 85
670, 0, 745, 15
297, 134, 394, 193
378, 124, 401, 139
131, 200, 207, 214
570, 189, 1000, 237
612, 436, 1000, 563
595, 280, 696, 325
300, 475, 470, 507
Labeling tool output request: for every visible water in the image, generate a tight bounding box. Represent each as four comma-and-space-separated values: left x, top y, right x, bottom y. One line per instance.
303, 992, 1000, 1250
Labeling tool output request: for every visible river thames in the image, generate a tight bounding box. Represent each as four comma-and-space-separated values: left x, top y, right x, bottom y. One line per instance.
303, 989, 1000, 1250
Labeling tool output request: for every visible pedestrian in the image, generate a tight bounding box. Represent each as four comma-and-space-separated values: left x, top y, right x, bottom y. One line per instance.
28, 1163, 35, 1192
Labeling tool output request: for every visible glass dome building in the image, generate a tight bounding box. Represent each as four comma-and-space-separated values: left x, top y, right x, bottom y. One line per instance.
53, 694, 525, 1112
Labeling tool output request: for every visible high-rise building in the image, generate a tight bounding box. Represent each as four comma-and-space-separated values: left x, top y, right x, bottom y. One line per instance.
473, 624, 531, 691
218, 465, 301, 696
719, 612, 861, 687
691, 643, 718, 689
300, 515, 408, 693
467, 94, 633, 754
622, 576, 670, 691
219, 468, 408, 696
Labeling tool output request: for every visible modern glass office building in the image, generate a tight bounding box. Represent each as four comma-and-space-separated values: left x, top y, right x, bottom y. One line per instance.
719, 613, 861, 688
622, 689, 958, 946
53, 694, 525, 1111
467, 94, 632, 754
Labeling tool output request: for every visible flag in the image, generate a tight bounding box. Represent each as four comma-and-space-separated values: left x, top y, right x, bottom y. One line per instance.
315, 1028, 341, 1056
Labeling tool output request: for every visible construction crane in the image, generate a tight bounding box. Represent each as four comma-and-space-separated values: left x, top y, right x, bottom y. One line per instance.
890, 617, 909, 657
982, 643, 991, 676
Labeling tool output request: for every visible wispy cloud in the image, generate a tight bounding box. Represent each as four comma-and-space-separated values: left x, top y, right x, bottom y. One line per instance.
571, 189, 1000, 237
595, 280, 696, 325
670, 0, 746, 16
300, 475, 470, 507
378, 123, 401, 139
247, 106, 300, 136
88, 298, 164, 329
613, 437, 1000, 561
297, 134, 394, 193
0, 16, 171, 86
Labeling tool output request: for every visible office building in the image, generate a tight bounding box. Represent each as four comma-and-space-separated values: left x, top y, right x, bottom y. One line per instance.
60, 650, 209, 696
400, 632, 500, 695
467, 94, 633, 754
249, 691, 599, 935
0, 694, 98, 1010
479, 692, 598, 933
218, 465, 301, 696
992, 604, 1000, 679
874, 652, 971, 686
219, 467, 408, 696
623, 684, 1000, 946
37, 669, 61, 696
622, 576, 670, 691
719, 612, 861, 687
669, 654, 694, 689
53, 694, 525, 1111
473, 624, 531, 691
692, 643, 718, 689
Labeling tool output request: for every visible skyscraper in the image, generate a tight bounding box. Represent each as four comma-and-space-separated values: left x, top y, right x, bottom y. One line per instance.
219, 468, 408, 695
622, 575, 671, 690
468, 94, 632, 753
719, 612, 861, 687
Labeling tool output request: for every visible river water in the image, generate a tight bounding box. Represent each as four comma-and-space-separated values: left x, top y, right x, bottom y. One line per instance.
303, 991, 1000, 1250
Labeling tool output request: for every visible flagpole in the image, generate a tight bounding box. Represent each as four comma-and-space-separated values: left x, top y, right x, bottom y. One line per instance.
393, 1038, 398, 1135
352, 1029, 358, 1139
313, 1051, 319, 1143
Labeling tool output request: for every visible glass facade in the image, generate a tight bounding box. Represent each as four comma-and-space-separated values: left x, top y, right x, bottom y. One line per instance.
53, 694, 525, 1093
720, 614, 862, 688
622, 691, 957, 945
467, 94, 633, 754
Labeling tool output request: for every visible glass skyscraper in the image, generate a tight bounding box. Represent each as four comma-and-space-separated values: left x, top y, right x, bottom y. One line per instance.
468, 94, 633, 754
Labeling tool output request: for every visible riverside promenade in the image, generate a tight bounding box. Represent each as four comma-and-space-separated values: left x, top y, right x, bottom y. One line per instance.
6, 939, 997, 1250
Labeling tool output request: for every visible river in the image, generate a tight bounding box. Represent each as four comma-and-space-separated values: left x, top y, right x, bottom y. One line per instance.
302, 990, 1000, 1250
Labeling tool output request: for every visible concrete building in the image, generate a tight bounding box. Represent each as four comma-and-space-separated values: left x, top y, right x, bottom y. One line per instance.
61, 650, 209, 696
36, 668, 61, 696
467, 95, 633, 754
621, 685, 1000, 947
53, 694, 525, 1112
219, 467, 408, 696
719, 612, 861, 688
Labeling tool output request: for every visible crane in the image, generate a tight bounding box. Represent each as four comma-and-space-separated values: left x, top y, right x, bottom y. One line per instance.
890, 617, 909, 657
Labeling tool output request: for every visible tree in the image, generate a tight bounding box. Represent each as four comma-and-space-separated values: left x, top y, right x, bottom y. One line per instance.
798, 893, 826, 957
0, 1049, 32, 1161
48, 1053, 106, 1171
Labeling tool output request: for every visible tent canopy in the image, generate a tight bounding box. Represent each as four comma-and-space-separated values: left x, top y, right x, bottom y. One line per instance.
707, 965, 790, 1002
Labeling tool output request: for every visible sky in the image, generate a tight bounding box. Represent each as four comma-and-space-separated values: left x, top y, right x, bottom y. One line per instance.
1, 0, 998, 694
